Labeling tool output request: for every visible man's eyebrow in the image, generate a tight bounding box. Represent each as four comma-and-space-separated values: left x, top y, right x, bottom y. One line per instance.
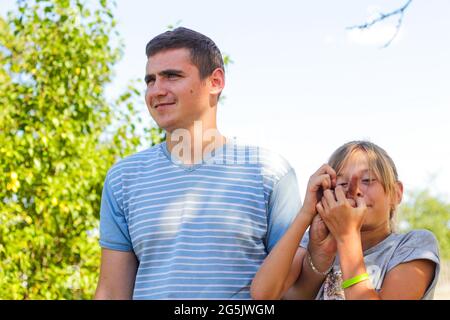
144, 74, 154, 84
159, 69, 184, 76
144, 69, 184, 84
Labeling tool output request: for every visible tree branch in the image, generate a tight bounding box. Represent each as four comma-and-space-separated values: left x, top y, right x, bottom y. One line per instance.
347, 0, 413, 48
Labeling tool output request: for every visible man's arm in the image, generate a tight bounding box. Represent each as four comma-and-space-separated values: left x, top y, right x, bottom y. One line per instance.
94, 248, 138, 300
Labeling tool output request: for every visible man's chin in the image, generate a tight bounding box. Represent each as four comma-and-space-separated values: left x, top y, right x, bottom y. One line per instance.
156, 121, 177, 133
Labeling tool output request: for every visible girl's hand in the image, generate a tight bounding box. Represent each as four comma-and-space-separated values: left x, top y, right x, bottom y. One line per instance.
301, 164, 337, 219
309, 214, 337, 257
316, 184, 367, 242
307, 214, 337, 271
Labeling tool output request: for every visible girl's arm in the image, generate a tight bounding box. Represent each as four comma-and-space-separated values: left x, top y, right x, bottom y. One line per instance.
250, 208, 312, 300
334, 232, 435, 300
318, 187, 435, 300
284, 214, 336, 300
251, 164, 337, 300
251, 211, 337, 300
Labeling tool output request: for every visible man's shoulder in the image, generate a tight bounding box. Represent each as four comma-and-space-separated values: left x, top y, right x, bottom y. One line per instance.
106, 143, 163, 178
230, 142, 294, 180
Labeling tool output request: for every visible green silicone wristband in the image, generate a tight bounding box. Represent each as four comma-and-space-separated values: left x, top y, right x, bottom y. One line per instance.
341, 273, 370, 289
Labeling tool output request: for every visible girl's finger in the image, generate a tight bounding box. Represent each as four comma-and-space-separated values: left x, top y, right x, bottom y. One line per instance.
335, 186, 347, 203
320, 175, 332, 191
316, 201, 325, 216
356, 196, 367, 210
323, 189, 337, 207
309, 174, 331, 191
313, 164, 337, 187
321, 197, 330, 213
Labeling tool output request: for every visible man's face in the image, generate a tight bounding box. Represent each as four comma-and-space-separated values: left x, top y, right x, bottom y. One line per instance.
145, 48, 211, 133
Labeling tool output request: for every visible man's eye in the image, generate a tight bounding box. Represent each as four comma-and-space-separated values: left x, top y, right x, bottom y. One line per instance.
167, 74, 179, 79
338, 183, 348, 187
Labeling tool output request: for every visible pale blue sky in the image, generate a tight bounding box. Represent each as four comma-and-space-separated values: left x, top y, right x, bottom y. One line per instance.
2, 0, 450, 199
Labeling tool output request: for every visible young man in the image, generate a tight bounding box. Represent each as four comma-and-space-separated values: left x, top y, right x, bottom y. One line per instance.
94, 27, 301, 299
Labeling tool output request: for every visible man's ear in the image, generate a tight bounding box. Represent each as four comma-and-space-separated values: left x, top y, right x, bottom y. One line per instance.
209, 68, 225, 97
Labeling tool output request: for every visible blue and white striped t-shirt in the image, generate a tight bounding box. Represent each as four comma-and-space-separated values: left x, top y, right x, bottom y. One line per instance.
99, 141, 301, 299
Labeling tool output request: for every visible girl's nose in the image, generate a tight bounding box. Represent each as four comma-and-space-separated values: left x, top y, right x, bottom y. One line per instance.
347, 175, 363, 198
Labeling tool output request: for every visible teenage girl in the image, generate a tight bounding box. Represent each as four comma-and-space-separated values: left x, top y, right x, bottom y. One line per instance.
251, 141, 440, 300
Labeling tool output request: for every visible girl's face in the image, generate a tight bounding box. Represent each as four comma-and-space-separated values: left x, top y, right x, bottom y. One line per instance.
336, 151, 399, 232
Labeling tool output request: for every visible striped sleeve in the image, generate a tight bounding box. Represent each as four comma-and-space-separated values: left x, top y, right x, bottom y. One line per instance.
99, 170, 133, 252
266, 168, 302, 251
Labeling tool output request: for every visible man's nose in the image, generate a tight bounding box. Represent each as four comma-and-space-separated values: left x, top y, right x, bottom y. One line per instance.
347, 175, 363, 198
147, 78, 168, 99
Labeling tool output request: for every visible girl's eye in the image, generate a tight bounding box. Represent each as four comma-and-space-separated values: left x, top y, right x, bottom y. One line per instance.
361, 178, 375, 185
338, 183, 348, 187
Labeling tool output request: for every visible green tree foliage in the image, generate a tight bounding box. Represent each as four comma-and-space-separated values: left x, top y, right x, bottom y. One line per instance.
398, 190, 450, 259
0, 0, 158, 299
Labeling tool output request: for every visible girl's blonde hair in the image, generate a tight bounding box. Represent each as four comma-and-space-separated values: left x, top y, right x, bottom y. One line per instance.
328, 141, 400, 231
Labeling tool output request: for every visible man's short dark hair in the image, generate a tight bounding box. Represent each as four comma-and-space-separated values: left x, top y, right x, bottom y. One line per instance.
145, 27, 224, 79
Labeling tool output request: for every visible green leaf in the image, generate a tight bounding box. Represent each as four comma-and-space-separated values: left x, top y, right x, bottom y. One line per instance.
0, 0, 163, 299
